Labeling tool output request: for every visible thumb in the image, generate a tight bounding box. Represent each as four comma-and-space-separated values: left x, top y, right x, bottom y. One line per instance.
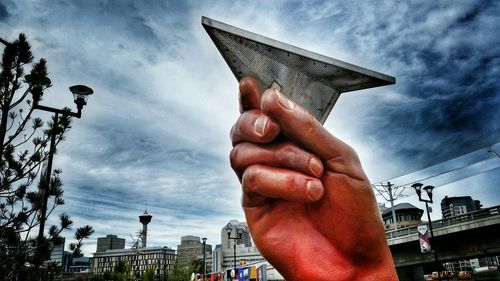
261, 89, 367, 180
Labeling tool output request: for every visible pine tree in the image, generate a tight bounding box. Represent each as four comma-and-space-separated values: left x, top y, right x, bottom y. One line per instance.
0, 34, 93, 280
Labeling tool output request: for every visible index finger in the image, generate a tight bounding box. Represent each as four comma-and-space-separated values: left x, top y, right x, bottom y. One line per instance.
239, 76, 261, 112
261, 89, 367, 181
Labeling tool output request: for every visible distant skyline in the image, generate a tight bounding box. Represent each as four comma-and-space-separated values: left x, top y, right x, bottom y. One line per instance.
0, 0, 498, 256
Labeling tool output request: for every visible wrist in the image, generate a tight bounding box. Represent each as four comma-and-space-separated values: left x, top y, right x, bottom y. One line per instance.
283, 259, 398, 281
275, 246, 398, 281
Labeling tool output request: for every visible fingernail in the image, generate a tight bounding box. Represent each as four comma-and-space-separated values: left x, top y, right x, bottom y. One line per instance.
308, 157, 323, 177
254, 115, 268, 136
306, 180, 323, 201
276, 90, 295, 110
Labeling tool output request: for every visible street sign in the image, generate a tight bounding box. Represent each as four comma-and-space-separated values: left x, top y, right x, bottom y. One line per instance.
418, 224, 431, 253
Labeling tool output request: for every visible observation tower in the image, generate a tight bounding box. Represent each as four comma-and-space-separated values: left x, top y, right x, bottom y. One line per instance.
139, 210, 152, 248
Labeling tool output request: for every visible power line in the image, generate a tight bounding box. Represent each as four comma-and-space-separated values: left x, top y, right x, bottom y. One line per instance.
391, 157, 496, 189
373, 143, 500, 187
376, 166, 500, 201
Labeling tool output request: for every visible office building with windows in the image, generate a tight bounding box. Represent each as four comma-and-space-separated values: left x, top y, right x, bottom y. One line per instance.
213, 220, 265, 272
91, 246, 176, 278
96, 234, 126, 253
441, 196, 482, 219
221, 220, 252, 249
177, 235, 213, 268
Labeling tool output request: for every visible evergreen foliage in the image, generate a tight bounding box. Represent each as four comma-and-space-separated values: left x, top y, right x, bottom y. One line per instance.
0, 34, 93, 281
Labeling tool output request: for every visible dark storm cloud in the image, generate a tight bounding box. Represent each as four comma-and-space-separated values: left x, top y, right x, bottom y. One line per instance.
0, 2, 9, 21
7, 0, 191, 71
370, 2, 499, 170
287, 1, 500, 172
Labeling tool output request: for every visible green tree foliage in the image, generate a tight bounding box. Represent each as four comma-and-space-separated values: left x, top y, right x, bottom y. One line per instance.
89, 276, 106, 281
141, 268, 156, 281
166, 258, 201, 281
103, 271, 113, 281
113, 260, 129, 281
0, 34, 93, 280
190, 258, 203, 276
70, 225, 95, 258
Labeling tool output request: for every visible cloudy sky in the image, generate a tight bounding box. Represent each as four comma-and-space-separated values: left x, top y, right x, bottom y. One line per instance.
1, 0, 499, 255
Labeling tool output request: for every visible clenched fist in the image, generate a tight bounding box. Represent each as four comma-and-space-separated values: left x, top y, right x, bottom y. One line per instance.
229, 77, 398, 281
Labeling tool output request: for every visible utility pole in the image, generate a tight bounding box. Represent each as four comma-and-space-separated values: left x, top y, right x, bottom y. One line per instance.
372, 181, 407, 231
387, 182, 397, 231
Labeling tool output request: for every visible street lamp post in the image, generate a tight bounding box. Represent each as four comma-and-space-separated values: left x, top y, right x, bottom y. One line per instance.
412, 183, 442, 281
202, 237, 207, 280
225, 226, 242, 279
31, 83, 94, 265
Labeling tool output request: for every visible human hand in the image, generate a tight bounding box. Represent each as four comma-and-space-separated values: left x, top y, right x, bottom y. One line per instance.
230, 77, 398, 281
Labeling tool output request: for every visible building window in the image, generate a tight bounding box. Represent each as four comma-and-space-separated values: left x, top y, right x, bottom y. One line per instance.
454, 206, 467, 215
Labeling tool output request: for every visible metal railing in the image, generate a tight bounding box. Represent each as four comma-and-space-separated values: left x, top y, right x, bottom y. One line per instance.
385, 205, 500, 240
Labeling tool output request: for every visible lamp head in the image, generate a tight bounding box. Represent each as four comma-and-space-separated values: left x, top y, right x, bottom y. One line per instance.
202, 237, 207, 243
225, 226, 232, 236
25, 74, 52, 104
411, 183, 423, 198
69, 85, 93, 110
423, 185, 434, 202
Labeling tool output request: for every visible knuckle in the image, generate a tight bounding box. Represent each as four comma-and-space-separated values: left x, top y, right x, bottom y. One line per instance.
343, 143, 361, 163
230, 124, 236, 140
229, 143, 252, 171
240, 76, 255, 87
229, 146, 240, 170
286, 176, 299, 194
242, 167, 260, 193
277, 143, 295, 154
244, 167, 259, 183
306, 116, 320, 137
276, 144, 298, 165
230, 123, 240, 142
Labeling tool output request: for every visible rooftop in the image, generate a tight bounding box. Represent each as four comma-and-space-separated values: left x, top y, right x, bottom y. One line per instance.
381, 203, 423, 217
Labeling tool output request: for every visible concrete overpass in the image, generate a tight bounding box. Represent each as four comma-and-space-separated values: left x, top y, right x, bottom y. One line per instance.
385, 205, 500, 280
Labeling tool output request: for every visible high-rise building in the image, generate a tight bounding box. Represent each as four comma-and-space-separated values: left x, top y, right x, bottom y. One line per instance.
176, 235, 213, 268
96, 234, 126, 253
221, 220, 252, 249
441, 196, 482, 219
214, 220, 264, 272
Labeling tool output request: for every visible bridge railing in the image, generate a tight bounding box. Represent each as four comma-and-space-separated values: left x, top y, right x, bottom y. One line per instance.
385, 205, 500, 240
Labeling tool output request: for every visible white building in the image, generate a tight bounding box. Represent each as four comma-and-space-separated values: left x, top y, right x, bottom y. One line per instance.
212, 220, 266, 273
221, 220, 252, 249
91, 246, 176, 278
213, 245, 265, 272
